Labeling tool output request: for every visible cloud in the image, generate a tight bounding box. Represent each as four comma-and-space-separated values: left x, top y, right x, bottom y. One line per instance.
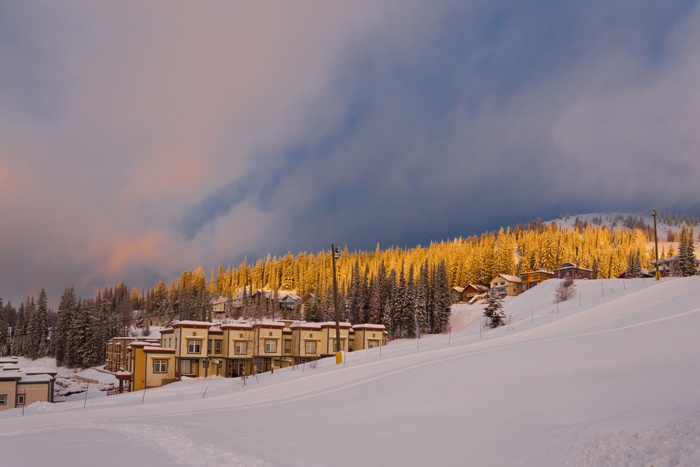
2, 1, 700, 307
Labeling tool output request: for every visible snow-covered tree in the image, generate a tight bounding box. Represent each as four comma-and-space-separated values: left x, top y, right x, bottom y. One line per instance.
625, 249, 642, 278
483, 288, 506, 328
677, 225, 697, 277
432, 260, 452, 333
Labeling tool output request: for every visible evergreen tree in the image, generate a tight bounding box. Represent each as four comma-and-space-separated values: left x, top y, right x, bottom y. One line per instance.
50, 287, 76, 367
304, 300, 323, 322
483, 288, 506, 328
625, 249, 642, 278
402, 264, 416, 338
414, 259, 430, 334
384, 269, 398, 335
367, 274, 382, 325
432, 260, 452, 333
678, 225, 697, 276
347, 261, 362, 324
34, 288, 49, 358
12, 302, 27, 356
0, 297, 8, 357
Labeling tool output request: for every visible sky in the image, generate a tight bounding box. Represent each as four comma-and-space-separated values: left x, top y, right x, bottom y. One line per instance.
2, 276, 700, 466
2, 1, 700, 307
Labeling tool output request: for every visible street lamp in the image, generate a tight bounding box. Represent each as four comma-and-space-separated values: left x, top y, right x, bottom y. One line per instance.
652, 209, 660, 281
331, 244, 342, 363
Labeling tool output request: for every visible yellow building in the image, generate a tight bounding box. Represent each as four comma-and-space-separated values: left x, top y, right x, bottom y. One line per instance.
221, 322, 254, 377
127, 341, 177, 391
352, 324, 388, 350
319, 322, 351, 355
290, 322, 322, 364
252, 322, 285, 373
105, 336, 159, 372
160, 320, 212, 378
206, 326, 225, 377
489, 274, 522, 297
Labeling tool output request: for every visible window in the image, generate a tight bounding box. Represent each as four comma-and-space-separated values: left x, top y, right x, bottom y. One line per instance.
305, 341, 317, 354
16, 394, 25, 406
264, 339, 277, 353
214, 340, 222, 354
207, 339, 212, 353
283, 339, 292, 354
235, 341, 247, 355
153, 359, 167, 373
368, 339, 380, 348
0, 394, 6, 406
187, 340, 201, 354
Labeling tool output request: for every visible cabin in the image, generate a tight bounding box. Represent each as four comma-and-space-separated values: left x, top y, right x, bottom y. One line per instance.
553, 263, 594, 280
650, 256, 700, 277
463, 284, 489, 301
450, 287, 465, 303
520, 269, 555, 292
210, 295, 230, 320
279, 293, 302, 311
489, 274, 522, 297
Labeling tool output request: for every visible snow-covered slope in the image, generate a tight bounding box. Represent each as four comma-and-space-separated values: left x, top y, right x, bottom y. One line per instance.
1, 277, 699, 466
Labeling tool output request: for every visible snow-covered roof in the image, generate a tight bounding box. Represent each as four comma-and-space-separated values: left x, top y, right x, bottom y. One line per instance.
18, 373, 53, 383
352, 324, 386, 331
492, 274, 522, 283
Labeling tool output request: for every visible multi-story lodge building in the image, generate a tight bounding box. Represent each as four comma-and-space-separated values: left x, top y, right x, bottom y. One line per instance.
113, 319, 388, 392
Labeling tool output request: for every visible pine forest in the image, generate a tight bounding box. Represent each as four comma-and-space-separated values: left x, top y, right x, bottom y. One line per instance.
1, 213, 698, 368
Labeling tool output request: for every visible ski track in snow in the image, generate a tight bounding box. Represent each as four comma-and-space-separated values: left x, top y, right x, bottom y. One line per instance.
2, 278, 700, 466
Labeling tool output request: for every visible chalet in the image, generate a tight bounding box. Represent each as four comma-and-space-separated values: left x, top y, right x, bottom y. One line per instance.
279, 293, 302, 311
520, 269, 555, 292
210, 295, 230, 320
651, 256, 700, 277
553, 263, 594, 280
450, 287, 465, 303
463, 284, 489, 301
302, 292, 317, 308
618, 269, 654, 279
489, 274, 522, 297
231, 289, 245, 309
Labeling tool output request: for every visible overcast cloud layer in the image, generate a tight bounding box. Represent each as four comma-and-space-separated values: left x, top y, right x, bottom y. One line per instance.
2, 1, 700, 306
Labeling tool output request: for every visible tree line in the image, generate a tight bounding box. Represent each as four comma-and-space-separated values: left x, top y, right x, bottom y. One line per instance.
1, 213, 697, 367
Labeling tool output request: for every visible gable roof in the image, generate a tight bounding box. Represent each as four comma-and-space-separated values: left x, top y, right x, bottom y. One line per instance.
491, 274, 522, 284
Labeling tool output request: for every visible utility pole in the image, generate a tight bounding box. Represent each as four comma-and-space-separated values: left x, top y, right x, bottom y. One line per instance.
331, 244, 342, 363
652, 209, 660, 281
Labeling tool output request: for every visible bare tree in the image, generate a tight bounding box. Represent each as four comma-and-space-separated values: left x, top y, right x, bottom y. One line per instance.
554, 277, 577, 304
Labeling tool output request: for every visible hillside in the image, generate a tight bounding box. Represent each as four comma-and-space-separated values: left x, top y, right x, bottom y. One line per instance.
2, 276, 699, 466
